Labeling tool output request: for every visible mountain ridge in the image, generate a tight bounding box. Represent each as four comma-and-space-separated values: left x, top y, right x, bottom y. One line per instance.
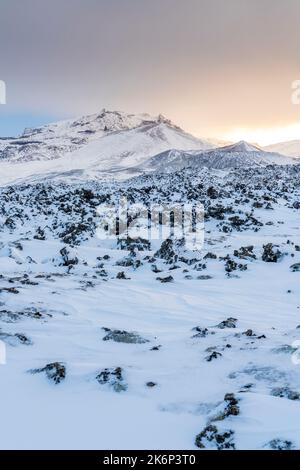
137, 140, 297, 175
0, 109, 298, 186
0, 109, 212, 163
264, 139, 300, 158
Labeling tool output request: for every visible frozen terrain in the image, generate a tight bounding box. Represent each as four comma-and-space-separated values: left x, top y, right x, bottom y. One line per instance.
0, 112, 300, 450
138, 141, 295, 174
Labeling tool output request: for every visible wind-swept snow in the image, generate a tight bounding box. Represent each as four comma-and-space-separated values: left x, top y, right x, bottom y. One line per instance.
1, 111, 300, 450
0, 164, 300, 449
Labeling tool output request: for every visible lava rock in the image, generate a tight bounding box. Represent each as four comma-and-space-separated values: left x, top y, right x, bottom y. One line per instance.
262, 243, 283, 263
30, 362, 66, 385
96, 367, 127, 392
216, 317, 237, 329
271, 387, 300, 401
195, 425, 235, 450
102, 327, 149, 344
156, 275, 174, 283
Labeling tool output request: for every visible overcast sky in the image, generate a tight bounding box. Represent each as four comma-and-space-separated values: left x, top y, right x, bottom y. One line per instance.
1, 0, 300, 142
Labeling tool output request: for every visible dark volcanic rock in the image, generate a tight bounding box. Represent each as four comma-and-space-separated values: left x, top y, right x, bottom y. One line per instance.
266, 439, 294, 450
195, 425, 235, 450
117, 237, 150, 251
59, 246, 79, 268
96, 367, 127, 392
271, 387, 300, 401
191, 327, 209, 338
102, 327, 149, 344
216, 317, 237, 329
211, 393, 240, 421
116, 271, 130, 280
156, 275, 174, 283
0, 330, 32, 346
290, 263, 300, 272
262, 243, 283, 263
205, 351, 222, 362
30, 362, 66, 384
234, 245, 256, 260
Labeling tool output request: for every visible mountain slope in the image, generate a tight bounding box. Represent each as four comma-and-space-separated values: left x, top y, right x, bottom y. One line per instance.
0, 110, 215, 186
0, 110, 166, 162
0, 110, 213, 164
0, 111, 298, 187
139, 141, 296, 174
265, 140, 300, 158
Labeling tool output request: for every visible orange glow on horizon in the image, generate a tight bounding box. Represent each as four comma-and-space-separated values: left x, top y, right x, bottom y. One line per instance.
220, 123, 300, 147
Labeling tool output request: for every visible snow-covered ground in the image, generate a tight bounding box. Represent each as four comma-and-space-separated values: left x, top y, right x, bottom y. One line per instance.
0, 163, 300, 450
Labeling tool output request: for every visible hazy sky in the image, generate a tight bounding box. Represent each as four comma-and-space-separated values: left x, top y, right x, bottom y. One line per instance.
1, 0, 300, 143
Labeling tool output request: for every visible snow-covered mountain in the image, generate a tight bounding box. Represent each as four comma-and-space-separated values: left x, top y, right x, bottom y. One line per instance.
1, 110, 299, 187
0, 109, 213, 164
0, 110, 175, 162
265, 140, 300, 158
0, 110, 216, 186
138, 140, 296, 174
